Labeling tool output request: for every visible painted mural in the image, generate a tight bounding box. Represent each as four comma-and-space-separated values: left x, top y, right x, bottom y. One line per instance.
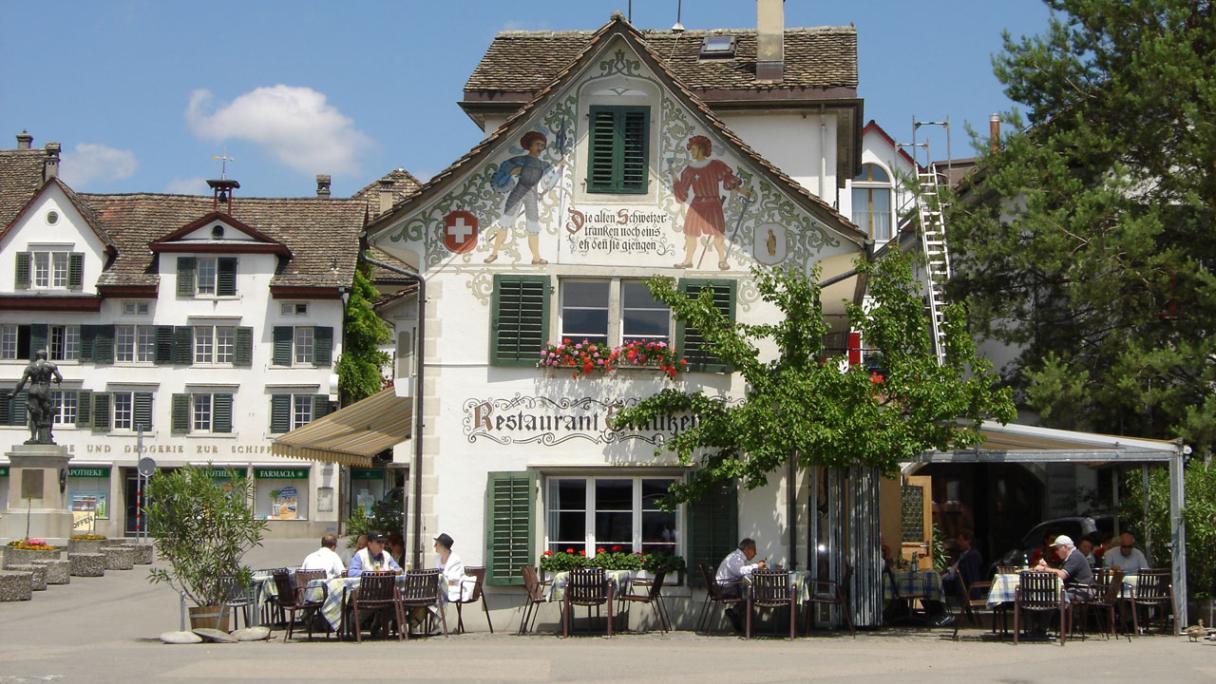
383, 40, 853, 307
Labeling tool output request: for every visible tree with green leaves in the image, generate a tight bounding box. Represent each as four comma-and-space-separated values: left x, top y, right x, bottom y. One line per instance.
610, 252, 1015, 504
947, 0, 1216, 453
335, 261, 392, 405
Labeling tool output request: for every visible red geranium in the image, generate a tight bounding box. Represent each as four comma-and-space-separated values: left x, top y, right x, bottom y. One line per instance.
543, 550, 554, 556
596, 547, 606, 554
577, 549, 587, 556
566, 547, 575, 554
611, 545, 622, 552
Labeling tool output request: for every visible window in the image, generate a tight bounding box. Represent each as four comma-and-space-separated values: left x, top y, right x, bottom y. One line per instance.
122, 302, 150, 316
192, 394, 212, 432
15, 251, 81, 291
621, 281, 671, 343
215, 327, 235, 364
559, 281, 610, 346
177, 256, 236, 297
172, 392, 231, 434
280, 302, 308, 316
293, 327, 315, 365
193, 326, 214, 363
587, 106, 650, 194
49, 325, 80, 361
192, 326, 236, 365
1, 325, 16, 360
292, 395, 313, 429
272, 326, 331, 367
116, 326, 154, 363
269, 393, 329, 433
545, 476, 680, 556
52, 391, 78, 425
557, 279, 671, 347
113, 392, 132, 430
196, 258, 217, 295
109, 391, 153, 432
852, 163, 893, 242
137, 326, 155, 362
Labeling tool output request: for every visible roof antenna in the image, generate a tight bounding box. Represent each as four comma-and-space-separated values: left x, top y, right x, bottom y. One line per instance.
672, 0, 685, 32
627, 0, 632, 23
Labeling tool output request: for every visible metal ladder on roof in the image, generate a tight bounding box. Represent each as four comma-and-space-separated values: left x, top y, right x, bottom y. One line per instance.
914, 163, 952, 366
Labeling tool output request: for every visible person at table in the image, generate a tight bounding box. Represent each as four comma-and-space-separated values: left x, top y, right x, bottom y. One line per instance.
301, 533, 346, 579
941, 529, 984, 597
388, 533, 406, 568
1103, 532, 1150, 576
434, 533, 476, 602
348, 531, 401, 577
1035, 534, 1093, 600
715, 538, 766, 632
1078, 536, 1098, 569
1028, 531, 1057, 567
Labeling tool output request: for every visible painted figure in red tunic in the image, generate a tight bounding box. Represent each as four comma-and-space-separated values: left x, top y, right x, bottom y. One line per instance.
671, 135, 751, 270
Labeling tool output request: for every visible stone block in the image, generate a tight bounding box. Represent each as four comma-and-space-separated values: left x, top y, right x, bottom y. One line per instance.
30, 558, 70, 585
232, 626, 271, 641
129, 543, 154, 565
8, 564, 47, 591
0, 570, 33, 601
67, 539, 108, 555
99, 546, 135, 570
69, 552, 106, 577
2, 547, 61, 569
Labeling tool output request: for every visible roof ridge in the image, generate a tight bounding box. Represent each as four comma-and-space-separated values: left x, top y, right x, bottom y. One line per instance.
495, 25, 855, 38
80, 191, 365, 203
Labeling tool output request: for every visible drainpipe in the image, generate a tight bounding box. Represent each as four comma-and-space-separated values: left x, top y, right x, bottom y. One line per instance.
360, 249, 426, 569
818, 104, 827, 201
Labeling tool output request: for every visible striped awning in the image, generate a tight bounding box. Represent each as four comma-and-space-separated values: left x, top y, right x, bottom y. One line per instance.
271, 387, 411, 467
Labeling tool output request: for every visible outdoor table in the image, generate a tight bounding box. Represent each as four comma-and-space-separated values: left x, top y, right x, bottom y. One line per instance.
884, 570, 945, 603
307, 573, 447, 634
741, 570, 815, 602
986, 572, 1066, 608
543, 569, 634, 603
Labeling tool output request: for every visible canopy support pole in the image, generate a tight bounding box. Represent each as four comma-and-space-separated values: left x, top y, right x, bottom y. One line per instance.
1169, 449, 1187, 633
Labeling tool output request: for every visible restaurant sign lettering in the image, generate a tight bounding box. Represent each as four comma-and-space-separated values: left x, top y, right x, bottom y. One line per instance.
462, 395, 698, 446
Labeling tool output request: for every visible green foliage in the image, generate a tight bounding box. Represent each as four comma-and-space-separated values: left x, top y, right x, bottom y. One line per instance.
930, 524, 949, 573
344, 496, 404, 549
610, 253, 1015, 505
538, 550, 686, 574
336, 261, 392, 404
948, 0, 1216, 454
145, 466, 266, 607
1120, 460, 1216, 597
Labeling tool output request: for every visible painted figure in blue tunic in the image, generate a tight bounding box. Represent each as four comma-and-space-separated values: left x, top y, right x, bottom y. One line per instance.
484, 131, 562, 265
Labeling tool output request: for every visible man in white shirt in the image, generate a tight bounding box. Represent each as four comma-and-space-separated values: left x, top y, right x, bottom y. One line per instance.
300, 533, 346, 579
1104, 532, 1150, 576
715, 538, 766, 632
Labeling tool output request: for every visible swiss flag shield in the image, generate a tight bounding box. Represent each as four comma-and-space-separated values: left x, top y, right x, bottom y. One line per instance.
442, 211, 479, 254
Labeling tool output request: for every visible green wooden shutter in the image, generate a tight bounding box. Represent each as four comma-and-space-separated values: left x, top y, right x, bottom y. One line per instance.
92, 325, 114, 364
216, 257, 237, 296
312, 395, 331, 420
484, 471, 536, 586
587, 108, 618, 193
9, 391, 28, 426
79, 325, 97, 361
68, 253, 84, 290
29, 324, 47, 360
212, 394, 233, 433
15, 253, 31, 290
173, 326, 193, 365
171, 394, 190, 434
154, 326, 175, 364
0, 391, 10, 426
16, 325, 31, 360
686, 479, 739, 588
272, 327, 293, 366
270, 395, 291, 433
490, 274, 549, 366
313, 326, 333, 366
133, 392, 153, 430
234, 327, 253, 367
619, 108, 649, 193
76, 390, 92, 427
92, 392, 111, 432
676, 279, 737, 373
176, 257, 196, 297
586, 106, 649, 194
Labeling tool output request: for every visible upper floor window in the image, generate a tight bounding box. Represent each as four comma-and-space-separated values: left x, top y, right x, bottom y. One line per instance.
14, 251, 83, 291
852, 163, 893, 242
177, 256, 237, 298
269, 393, 331, 433
1, 325, 17, 360
172, 392, 233, 434
49, 325, 80, 361
109, 391, 154, 432
558, 279, 671, 348
192, 326, 237, 365
51, 390, 78, 425
293, 327, 315, 365
560, 281, 610, 346
271, 326, 333, 367
115, 325, 156, 364
587, 106, 650, 194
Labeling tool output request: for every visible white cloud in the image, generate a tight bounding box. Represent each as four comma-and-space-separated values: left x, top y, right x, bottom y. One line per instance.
164, 176, 209, 195
186, 85, 372, 176
60, 143, 138, 188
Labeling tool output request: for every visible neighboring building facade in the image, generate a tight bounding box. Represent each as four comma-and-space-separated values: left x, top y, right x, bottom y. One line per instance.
0, 140, 368, 538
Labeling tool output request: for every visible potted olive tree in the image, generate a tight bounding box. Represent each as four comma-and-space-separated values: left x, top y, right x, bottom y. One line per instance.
146, 466, 266, 630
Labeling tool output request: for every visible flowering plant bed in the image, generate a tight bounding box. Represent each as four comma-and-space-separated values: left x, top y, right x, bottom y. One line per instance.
70, 534, 107, 541
539, 548, 685, 575
538, 339, 686, 378
7, 538, 56, 551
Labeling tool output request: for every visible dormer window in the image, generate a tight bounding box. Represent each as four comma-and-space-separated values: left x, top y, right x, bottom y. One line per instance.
14, 250, 83, 291
177, 256, 237, 298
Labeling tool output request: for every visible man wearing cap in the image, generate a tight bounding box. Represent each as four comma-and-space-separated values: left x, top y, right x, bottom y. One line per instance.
1035, 534, 1094, 600
434, 533, 476, 602
348, 531, 401, 577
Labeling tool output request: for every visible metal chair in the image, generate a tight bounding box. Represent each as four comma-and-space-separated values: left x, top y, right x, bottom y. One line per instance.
1013, 571, 1069, 645
518, 565, 547, 634
562, 567, 613, 638
219, 574, 256, 630
454, 566, 493, 634
400, 569, 447, 638
695, 563, 745, 633
746, 570, 796, 639
351, 571, 404, 642
806, 564, 855, 637
617, 569, 670, 633
1126, 569, 1175, 636
1079, 567, 1125, 640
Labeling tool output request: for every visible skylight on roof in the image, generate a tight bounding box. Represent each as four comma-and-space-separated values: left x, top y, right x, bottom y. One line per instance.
699, 35, 737, 60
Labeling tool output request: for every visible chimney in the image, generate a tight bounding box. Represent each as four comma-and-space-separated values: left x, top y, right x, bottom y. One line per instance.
316, 174, 332, 197
989, 113, 1001, 154
43, 142, 61, 180
756, 0, 784, 82
378, 178, 396, 215
16, 130, 33, 150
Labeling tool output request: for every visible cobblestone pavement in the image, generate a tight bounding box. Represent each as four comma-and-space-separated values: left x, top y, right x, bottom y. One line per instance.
2, 541, 1214, 683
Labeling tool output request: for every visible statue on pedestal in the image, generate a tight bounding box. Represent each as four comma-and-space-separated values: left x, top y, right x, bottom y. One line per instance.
8, 350, 63, 445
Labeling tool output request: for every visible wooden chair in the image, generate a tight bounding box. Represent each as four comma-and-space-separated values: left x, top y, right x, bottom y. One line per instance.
1014, 571, 1069, 645
562, 567, 613, 638
271, 570, 329, 642
1078, 567, 1125, 640
454, 566, 493, 634
351, 571, 404, 642
806, 564, 855, 637
746, 570, 796, 639
401, 569, 448, 638
292, 569, 332, 639
695, 563, 745, 633
518, 565, 547, 634
617, 569, 670, 633
951, 574, 999, 640
1126, 569, 1175, 636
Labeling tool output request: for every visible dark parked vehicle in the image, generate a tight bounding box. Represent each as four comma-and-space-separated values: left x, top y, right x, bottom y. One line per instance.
990, 515, 1116, 574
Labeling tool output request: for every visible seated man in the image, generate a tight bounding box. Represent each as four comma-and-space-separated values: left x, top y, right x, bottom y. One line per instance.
348, 531, 401, 577
1104, 532, 1150, 576
715, 538, 766, 632
942, 529, 984, 597
1036, 534, 1093, 601
301, 533, 346, 579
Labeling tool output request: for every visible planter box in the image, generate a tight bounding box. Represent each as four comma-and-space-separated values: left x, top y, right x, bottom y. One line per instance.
0, 570, 33, 601
3, 547, 61, 568
69, 553, 106, 577
99, 546, 135, 570
188, 605, 231, 631
68, 539, 108, 554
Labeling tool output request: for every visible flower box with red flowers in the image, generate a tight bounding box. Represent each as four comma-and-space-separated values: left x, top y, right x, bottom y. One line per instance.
537, 338, 686, 378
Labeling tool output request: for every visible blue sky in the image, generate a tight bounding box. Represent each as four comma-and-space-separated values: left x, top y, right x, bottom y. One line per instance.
0, 1, 1051, 197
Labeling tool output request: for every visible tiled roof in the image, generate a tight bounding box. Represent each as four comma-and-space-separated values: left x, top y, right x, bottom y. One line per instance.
465, 26, 857, 96
80, 193, 366, 288
365, 245, 417, 283
354, 168, 422, 220
0, 149, 47, 229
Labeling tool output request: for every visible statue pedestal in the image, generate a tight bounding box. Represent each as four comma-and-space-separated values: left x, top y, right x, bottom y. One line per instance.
0, 444, 74, 544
